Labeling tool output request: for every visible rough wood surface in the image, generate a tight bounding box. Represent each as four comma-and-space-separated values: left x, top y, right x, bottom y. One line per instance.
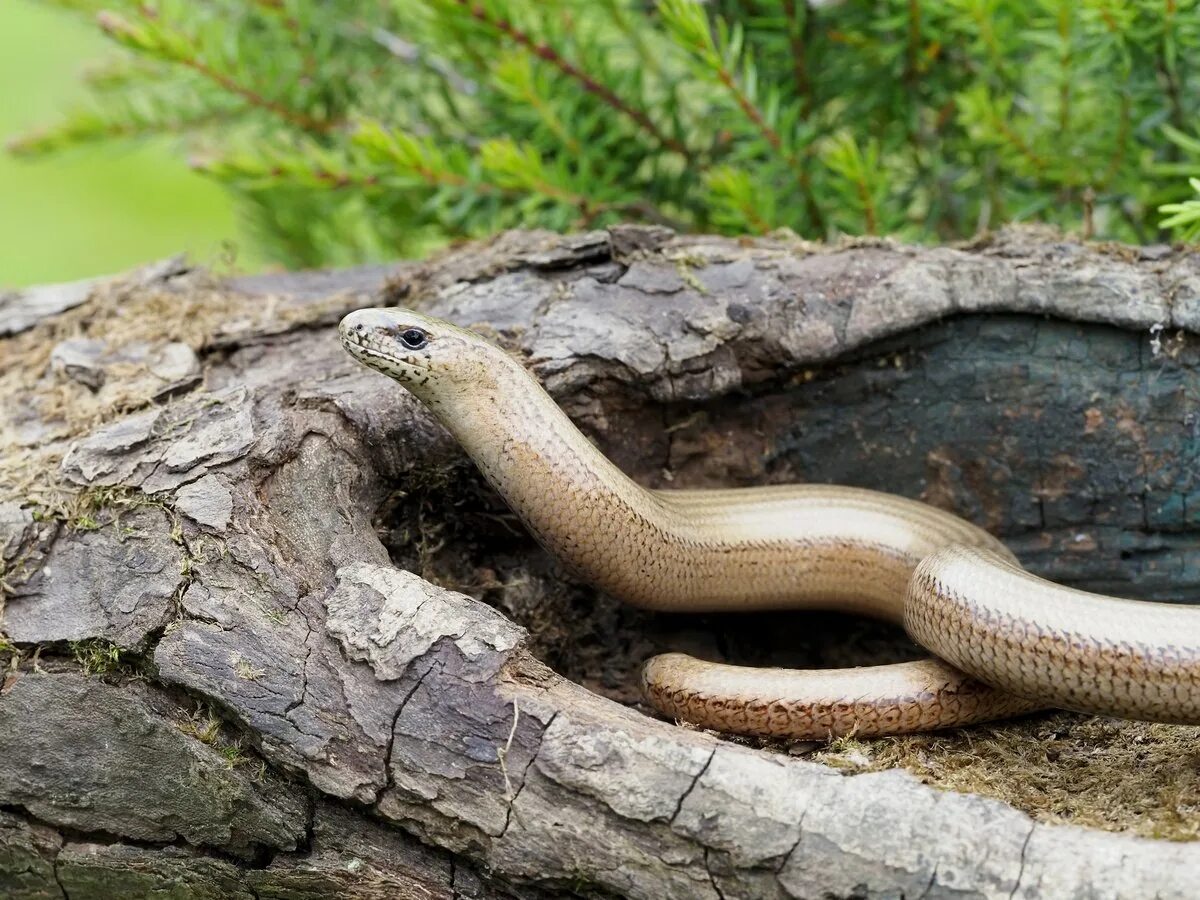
2, 226, 1199, 899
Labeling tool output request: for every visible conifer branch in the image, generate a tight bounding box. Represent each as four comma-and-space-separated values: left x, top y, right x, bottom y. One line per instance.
182, 56, 335, 134
251, 0, 318, 76
8, 104, 244, 156
1157, 16, 1187, 153
81, 57, 165, 93
905, 0, 922, 83
449, 0, 691, 159
824, 134, 884, 235
661, 1, 786, 156
96, 10, 338, 135
13, 0, 1197, 255
1056, 4, 1072, 135
704, 166, 777, 234
994, 119, 1046, 173
479, 138, 608, 217
352, 122, 663, 226
718, 71, 784, 156
493, 55, 582, 154
781, 0, 813, 115
598, 0, 664, 77
660, 0, 823, 232
190, 154, 382, 190
251, 0, 300, 35
1100, 92, 1131, 188
856, 182, 878, 235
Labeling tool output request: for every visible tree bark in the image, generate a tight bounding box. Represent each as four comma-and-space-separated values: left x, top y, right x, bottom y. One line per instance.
2, 225, 1199, 899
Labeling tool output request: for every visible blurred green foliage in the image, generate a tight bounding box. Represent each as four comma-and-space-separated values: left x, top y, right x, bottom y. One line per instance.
9, 0, 1200, 273
0, 3, 248, 288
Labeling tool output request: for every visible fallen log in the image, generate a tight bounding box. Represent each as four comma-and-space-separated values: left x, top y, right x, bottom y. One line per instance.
2, 225, 1198, 899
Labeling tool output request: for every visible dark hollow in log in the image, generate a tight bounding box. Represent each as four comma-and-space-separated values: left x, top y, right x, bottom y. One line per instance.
2, 225, 1199, 899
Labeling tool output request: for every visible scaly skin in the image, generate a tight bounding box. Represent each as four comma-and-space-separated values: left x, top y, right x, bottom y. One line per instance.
340, 307, 1200, 738
906, 546, 1200, 723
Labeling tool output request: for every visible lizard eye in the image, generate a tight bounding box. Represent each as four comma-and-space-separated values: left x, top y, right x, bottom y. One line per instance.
400, 328, 428, 350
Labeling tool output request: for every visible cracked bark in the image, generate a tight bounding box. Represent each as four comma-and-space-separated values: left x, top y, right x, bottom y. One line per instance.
669, 747, 717, 827
3, 225, 1200, 899
1008, 825, 1035, 900
498, 708, 558, 840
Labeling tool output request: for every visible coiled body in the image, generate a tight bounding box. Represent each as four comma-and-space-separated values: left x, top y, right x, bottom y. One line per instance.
341, 307, 1200, 738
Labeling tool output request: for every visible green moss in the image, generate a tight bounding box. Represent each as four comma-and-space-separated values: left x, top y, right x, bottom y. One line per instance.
234, 659, 266, 681
178, 710, 222, 746
70, 638, 125, 676
177, 709, 254, 771
71, 513, 102, 531
0, 633, 16, 658
66, 485, 167, 534
219, 741, 249, 770
673, 257, 709, 294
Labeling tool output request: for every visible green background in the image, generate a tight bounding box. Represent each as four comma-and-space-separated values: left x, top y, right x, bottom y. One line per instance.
0, 2, 252, 289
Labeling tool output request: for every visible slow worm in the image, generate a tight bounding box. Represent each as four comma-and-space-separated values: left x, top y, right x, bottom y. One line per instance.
340, 308, 1200, 737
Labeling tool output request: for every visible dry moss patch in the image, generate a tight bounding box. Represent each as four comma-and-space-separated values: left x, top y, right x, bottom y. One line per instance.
0, 269, 353, 512
806, 712, 1200, 841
